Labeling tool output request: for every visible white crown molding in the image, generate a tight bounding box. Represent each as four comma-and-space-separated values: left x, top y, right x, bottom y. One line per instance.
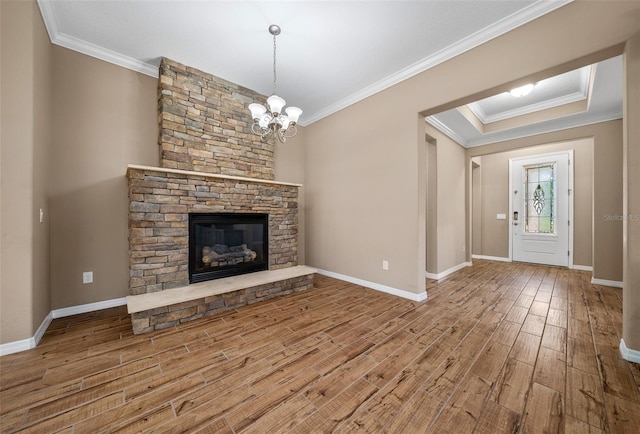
55, 33, 159, 77
36, 0, 59, 40
466, 64, 593, 124
314, 269, 427, 302
465, 102, 490, 124
36, 0, 159, 78
37, 0, 572, 124
302, 0, 572, 125
467, 91, 587, 124
586, 63, 598, 111
425, 116, 468, 147
465, 110, 622, 148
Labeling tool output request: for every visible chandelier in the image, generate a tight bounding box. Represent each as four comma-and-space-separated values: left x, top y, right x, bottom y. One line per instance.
248, 24, 302, 143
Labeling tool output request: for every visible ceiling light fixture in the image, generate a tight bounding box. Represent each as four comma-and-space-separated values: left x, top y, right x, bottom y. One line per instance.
248, 24, 302, 143
509, 83, 535, 97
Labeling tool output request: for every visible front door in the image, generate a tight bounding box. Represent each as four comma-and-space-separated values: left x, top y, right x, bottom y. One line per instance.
510, 152, 572, 267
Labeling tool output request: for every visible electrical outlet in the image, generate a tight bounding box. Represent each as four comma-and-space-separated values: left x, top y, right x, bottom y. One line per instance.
382, 260, 389, 270
83, 271, 93, 284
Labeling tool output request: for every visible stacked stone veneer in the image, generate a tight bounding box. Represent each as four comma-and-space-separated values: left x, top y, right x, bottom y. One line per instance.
127, 57, 311, 333
159, 57, 274, 180
130, 273, 314, 334
128, 167, 299, 295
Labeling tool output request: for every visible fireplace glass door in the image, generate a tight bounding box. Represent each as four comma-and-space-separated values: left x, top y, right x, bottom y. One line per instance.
189, 213, 268, 283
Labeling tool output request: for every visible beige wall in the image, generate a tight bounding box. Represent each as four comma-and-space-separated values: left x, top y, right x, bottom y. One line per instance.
32, 0, 53, 335
304, 93, 428, 294
49, 46, 158, 309
623, 32, 640, 351
468, 121, 623, 281
1, 0, 52, 343
426, 139, 438, 274
470, 138, 594, 267
274, 126, 307, 265
471, 158, 482, 255
426, 124, 467, 274
304, 1, 640, 294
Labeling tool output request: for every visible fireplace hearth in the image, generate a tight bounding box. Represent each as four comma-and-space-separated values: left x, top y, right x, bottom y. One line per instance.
189, 213, 269, 283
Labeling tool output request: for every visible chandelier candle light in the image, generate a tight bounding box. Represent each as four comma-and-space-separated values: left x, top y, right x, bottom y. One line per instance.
248, 24, 302, 143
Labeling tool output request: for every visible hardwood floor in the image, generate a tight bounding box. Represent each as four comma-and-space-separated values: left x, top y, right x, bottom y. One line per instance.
1, 260, 639, 433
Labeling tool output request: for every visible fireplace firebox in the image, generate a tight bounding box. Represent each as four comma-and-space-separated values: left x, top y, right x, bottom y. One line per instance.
189, 213, 269, 283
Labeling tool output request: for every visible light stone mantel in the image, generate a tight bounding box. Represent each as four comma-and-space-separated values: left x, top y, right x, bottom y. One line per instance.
126, 164, 303, 188
127, 265, 317, 314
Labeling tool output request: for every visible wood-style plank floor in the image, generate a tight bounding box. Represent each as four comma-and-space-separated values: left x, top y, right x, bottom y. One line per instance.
1, 260, 639, 433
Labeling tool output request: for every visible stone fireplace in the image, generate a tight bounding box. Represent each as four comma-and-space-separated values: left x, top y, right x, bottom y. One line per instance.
126, 58, 314, 334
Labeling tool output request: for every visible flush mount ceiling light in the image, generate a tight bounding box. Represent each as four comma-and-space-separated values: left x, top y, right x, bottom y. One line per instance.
248, 24, 302, 143
509, 83, 535, 97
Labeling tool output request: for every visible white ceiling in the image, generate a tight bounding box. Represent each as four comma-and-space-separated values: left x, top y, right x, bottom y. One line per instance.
37, 0, 621, 146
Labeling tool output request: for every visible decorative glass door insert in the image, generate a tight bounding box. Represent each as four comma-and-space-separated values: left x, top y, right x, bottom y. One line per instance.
524, 163, 555, 234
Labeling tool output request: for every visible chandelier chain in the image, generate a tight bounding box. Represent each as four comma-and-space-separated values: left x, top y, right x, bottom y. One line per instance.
272, 33, 277, 96
247, 24, 301, 143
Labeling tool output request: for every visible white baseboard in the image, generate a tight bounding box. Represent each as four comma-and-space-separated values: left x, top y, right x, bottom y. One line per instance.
620, 338, 640, 364
33, 311, 54, 347
0, 311, 54, 356
473, 256, 594, 273
571, 264, 593, 271
591, 277, 623, 288
315, 269, 427, 302
51, 297, 127, 319
426, 262, 472, 281
0, 297, 127, 356
0, 337, 33, 356
471, 255, 511, 262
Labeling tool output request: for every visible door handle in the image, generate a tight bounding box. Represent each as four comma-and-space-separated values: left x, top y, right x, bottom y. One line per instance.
513, 222, 519, 226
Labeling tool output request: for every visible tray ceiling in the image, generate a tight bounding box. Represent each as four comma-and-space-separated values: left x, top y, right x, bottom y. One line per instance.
427, 56, 622, 148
